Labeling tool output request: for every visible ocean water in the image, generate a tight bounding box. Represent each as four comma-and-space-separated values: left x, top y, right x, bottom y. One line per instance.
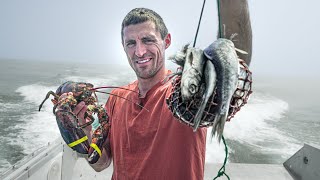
0, 59, 319, 173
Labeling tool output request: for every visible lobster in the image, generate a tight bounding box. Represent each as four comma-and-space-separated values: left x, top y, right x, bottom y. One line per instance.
39, 81, 113, 164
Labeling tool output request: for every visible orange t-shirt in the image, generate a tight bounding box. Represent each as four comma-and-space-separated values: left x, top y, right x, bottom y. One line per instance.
105, 77, 207, 180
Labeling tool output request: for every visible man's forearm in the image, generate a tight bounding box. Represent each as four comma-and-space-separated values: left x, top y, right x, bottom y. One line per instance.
219, 0, 252, 65
87, 143, 112, 172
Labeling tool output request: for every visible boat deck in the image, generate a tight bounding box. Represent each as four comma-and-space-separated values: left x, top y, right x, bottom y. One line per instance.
73, 158, 293, 180
6, 137, 320, 180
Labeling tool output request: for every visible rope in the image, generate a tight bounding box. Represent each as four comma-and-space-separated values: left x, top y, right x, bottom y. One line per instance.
217, 0, 223, 38
213, 135, 230, 180
193, 0, 207, 47
193, 0, 230, 179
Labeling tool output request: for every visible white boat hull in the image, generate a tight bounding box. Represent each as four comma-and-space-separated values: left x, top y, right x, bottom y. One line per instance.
2, 137, 319, 180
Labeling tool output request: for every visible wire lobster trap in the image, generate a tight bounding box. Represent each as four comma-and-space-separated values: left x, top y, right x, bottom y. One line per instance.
166, 59, 252, 128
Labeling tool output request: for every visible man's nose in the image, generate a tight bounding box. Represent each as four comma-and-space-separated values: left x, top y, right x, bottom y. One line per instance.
135, 42, 147, 57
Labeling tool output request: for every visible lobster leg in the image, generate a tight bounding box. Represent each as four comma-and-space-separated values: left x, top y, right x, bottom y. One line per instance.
39, 91, 59, 112
53, 104, 58, 115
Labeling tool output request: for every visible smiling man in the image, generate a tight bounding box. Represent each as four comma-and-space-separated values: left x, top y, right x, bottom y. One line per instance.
77, 1, 252, 179
122, 18, 170, 96
102, 9, 207, 179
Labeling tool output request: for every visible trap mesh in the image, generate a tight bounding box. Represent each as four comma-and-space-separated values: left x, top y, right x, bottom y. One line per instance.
166, 59, 252, 128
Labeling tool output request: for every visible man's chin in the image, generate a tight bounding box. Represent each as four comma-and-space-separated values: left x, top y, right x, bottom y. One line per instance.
137, 74, 153, 80
136, 71, 157, 79
134, 64, 163, 80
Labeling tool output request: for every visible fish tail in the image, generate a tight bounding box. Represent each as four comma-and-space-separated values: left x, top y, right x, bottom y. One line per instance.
211, 113, 227, 143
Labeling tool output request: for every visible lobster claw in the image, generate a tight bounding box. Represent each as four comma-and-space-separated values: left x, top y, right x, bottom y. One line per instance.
87, 126, 105, 164
40, 81, 113, 164
87, 107, 110, 164
55, 110, 90, 154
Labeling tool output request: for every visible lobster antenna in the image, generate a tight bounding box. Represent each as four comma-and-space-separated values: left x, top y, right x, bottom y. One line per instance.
95, 90, 149, 112
93, 91, 99, 105
91, 86, 139, 94
91, 86, 139, 105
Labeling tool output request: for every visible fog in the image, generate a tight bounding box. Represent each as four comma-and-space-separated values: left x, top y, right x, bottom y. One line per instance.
0, 0, 319, 78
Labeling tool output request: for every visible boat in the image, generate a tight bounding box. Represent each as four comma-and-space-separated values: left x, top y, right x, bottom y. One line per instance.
1, 137, 319, 180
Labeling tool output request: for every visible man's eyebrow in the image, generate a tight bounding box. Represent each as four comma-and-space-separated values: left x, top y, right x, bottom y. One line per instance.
125, 39, 135, 44
142, 35, 156, 39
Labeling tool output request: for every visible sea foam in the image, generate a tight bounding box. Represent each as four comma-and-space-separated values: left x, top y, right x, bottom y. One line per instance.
205, 91, 300, 163
13, 76, 128, 155
15, 84, 60, 154
13, 79, 301, 164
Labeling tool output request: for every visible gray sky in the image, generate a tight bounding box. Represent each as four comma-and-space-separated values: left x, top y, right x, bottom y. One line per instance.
0, 0, 319, 78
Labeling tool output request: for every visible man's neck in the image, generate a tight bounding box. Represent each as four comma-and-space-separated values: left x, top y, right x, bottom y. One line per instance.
137, 68, 166, 98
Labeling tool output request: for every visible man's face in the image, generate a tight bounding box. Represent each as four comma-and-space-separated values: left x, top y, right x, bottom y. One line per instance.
122, 21, 170, 79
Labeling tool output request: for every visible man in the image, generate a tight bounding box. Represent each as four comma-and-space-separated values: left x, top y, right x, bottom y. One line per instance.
77, 1, 252, 179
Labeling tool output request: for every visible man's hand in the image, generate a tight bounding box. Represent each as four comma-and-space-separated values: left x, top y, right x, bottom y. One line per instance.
73, 101, 92, 136
53, 93, 93, 139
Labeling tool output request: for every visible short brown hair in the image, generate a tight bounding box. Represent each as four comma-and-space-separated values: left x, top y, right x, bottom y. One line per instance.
121, 8, 168, 42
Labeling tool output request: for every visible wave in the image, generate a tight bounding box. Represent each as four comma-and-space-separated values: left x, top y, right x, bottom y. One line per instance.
16, 84, 57, 105
12, 74, 134, 155
60, 76, 115, 87
205, 91, 300, 163
0, 101, 22, 113
14, 84, 60, 155
12, 79, 301, 164
0, 159, 11, 173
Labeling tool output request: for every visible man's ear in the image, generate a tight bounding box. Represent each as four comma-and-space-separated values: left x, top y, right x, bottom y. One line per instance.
164, 33, 171, 49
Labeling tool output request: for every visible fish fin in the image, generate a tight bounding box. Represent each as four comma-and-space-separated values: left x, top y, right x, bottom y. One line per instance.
234, 47, 248, 55
211, 126, 216, 139
168, 43, 190, 67
230, 33, 238, 41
